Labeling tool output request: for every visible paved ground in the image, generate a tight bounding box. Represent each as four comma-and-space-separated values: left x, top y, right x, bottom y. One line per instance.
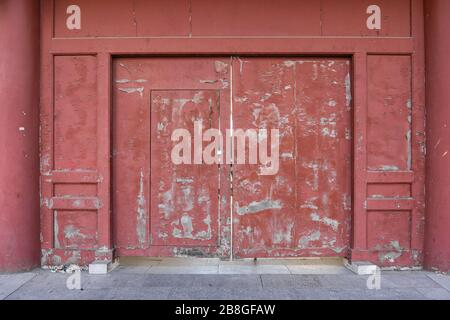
1, 258, 449, 300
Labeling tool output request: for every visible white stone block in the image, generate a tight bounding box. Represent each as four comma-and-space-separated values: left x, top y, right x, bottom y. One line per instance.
89, 260, 112, 275
344, 260, 379, 275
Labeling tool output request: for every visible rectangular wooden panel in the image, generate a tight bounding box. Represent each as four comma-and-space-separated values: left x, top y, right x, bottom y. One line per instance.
366, 198, 415, 211
367, 55, 412, 171
53, 0, 411, 38
232, 58, 352, 258
366, 171, 414, 183
367, 183, 411, 198
40, 0, 427, 269
151, 90, 220, 247
54, 184, 97, 197
54, 210, 98, 250
191, 0, 321, 36
54, 0, 191, 38
54, 56, 97, 170
367, 211, 411, 251
113, 57, 231, 257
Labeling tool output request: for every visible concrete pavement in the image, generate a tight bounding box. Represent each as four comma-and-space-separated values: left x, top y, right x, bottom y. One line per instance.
1, 258, 449, 300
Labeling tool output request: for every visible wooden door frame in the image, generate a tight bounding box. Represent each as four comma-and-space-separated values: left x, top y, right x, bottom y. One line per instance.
40, 0, 425, 266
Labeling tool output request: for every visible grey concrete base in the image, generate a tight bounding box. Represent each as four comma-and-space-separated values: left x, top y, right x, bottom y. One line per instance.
115, 257, 352, 275
1, 266, 449, 300
0, 273, 36, 300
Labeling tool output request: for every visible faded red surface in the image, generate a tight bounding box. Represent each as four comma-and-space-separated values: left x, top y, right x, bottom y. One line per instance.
321, 0, 411, 36
36, 0, 427, 268
367, 56, 412, 172
232, 58, 352, 258
112, 57, 352, 258
425, 0, 450, 272
0, 0, 40, 272
53, 0, 411, 38
113, 58, 231, 257
54, 56, 98, 170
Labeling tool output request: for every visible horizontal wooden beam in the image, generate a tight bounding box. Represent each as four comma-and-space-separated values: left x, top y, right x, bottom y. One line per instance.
43, 170, 101, 184
366, 198, 415, 211
49, 37, 414, 55
366, 171, 414, 184
49, 197, 102, 210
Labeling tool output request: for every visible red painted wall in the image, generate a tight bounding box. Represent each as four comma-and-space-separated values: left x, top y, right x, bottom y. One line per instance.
0, 0, 40, 272
424, 0, 450, 272
39, 0, 426, 268
4, 0, 447, 271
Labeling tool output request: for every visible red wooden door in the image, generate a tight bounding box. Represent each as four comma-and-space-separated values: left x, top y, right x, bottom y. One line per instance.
113, 58, 231, 257
232, 58, 352, 258
112, 57, 351, 258
39, 0, 425, 269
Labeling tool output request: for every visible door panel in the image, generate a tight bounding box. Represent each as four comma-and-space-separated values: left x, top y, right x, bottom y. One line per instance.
113, 57, 351, 258
150, 90, 220, 247
113, 58, 231, 257
232, 58, 352, 258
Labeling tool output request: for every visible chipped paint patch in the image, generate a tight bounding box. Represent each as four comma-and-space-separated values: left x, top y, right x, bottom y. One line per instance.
300, 199, 319, 210
283, 60, 296, 67
379, 251, 403, 263
66, 251, 81, 265
136, 169, 147, 247
118, 87, 145, 97
159, 186, 174, 219
199, 79, 218, 84
214, 61, 228, 73
180, 214, 194, 238
54, 213, 61, 249
310, 212, 340, 231
273, 222, 294, 244
378, 165, 400, 171
280, 152, 294, 160
345, 72, 352, 108
115, 79, 147, 84
192, 91, 204, 104
236, 199, 283, 215
406, 129, 412, 170
299, 231, 321, 248
64, 225, 87, 240
173, 212, 212, 241
389, 240, 403, 252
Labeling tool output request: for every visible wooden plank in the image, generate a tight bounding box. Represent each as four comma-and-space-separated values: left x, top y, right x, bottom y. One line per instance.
410, 0, 426, 251
97, 52, 112, 249
366, 171, 414, 183
366, 198, 415, 211
353, 52, 368, 250
48, 170, 100, 183
49, 197, 102, 210
49, 37, 414, 55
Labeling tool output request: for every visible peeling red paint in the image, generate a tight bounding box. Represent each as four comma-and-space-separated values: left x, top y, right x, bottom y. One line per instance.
34, 0, 428, 269
232, 58, 352, 258
112, 58, 231, 257
424, 0, 450, 272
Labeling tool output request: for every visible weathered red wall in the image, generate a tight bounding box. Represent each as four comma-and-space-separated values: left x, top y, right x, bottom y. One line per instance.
0, 0, 40, 272
39, 0, 426, 268
2, 1, 447, 271
424, 0, 450, 272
